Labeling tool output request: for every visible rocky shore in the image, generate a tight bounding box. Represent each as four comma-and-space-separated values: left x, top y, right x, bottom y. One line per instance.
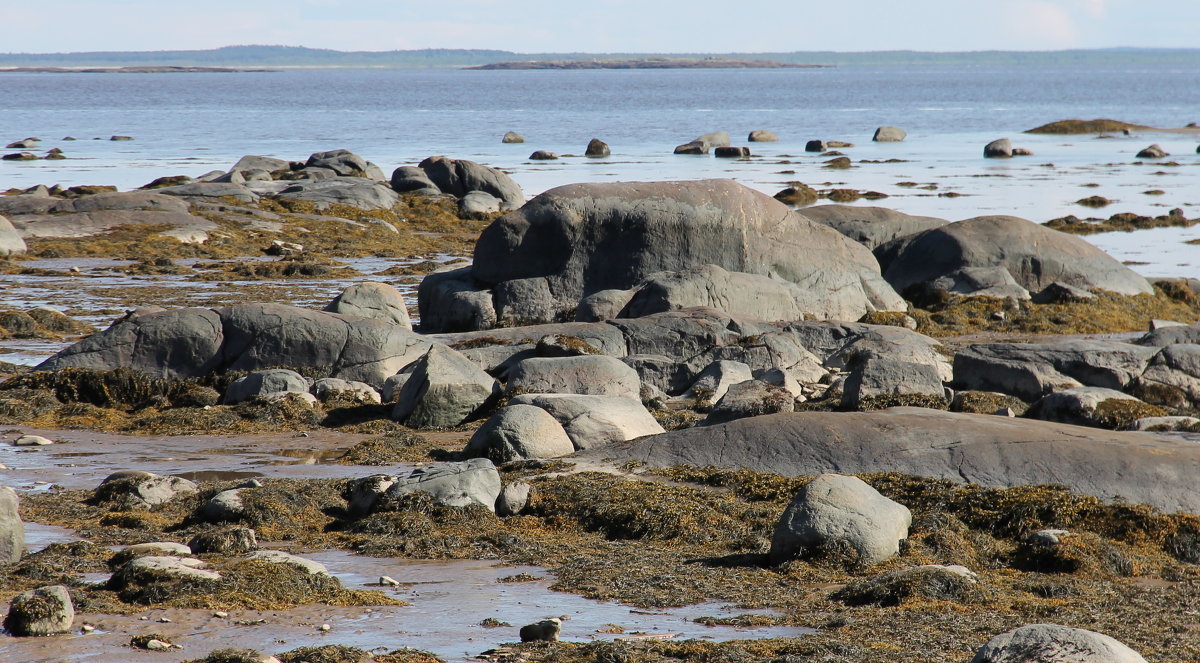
2, 140, 1200, 662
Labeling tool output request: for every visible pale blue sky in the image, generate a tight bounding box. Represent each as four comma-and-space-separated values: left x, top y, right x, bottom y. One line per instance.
2, 0, 1197, 53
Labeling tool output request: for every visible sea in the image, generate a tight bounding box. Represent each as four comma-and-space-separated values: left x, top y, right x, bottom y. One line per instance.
2, 63, 1200, 274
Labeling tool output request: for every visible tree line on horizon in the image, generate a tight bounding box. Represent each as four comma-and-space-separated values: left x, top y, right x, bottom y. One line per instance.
2, 45, 1198, 68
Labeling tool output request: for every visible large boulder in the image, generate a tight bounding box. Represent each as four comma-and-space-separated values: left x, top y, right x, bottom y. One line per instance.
0, 487, 23, 563
463, 404, 576, 462
37, 303, 434, 388
800, 205, 948, 250
972, 624, 1147, 663
875, 215, 1154, 298
390, 166, 440, 195
325, 281, 412, 329
416, 265, 497, 333
579, 408, 1200, 514
305, 149, 387, 180
841, 353, 946, 409
418, 156, 524, 210
983, 138, 1013, 158
456, 179, 903, 330
0, 215, 27, 256
391, 344, 500, 428
769, 473, 912, 566
509, 393, 664, 450
4, 585, 74, 636
505, 355, 641, 400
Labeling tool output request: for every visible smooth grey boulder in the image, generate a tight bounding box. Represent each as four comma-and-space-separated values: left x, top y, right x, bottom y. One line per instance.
274, 178, 401, 211
580, 408, 1200, 514
224, 369, 309, 404
620, 265, 806, 321
390, 166, 440, 195
674, 131, 730, 154
576, 289, 636, 322
506, 355, 641, 399
154, 181, 260, 203
466, 179, 904, 327
0, 215, 27, 256
800, 205, 948, 251
96, 471, 200, 509
872, 126, 906, 142
312, 377, 381, 404
417, 264, 497, 333
502, 131, 525, 144
1139, 322, 1200, 347
972, 624, 1147, 663
463, 404, 576, 462
0, 487, 23, 563
4, 585, 74, 636
1025, 387, 1143, 427
748, 130, 779, 142
585, 138, 611, 157
841, 353, 946, 409
391, 344, 501, 429
38, 303, 434, 389
952, 340, 1157, 400
305, 149, 386, 180
492, 277, 561, 328
419, 156, 525, 210
703, 379, 795, 425
510, 393, 664, 450
230, 155, 289, 175
325, 281, 412, 329
769, 473, 911, 566
875, 215, 1154, 298
459, 191, 502, 218
384, 458, 502, 511
983, 138, 1013, 158
683, 359, 755, 404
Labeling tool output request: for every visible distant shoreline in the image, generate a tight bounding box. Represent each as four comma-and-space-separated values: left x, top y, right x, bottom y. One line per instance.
466, 58, 825, 70
0, 65, 276, 74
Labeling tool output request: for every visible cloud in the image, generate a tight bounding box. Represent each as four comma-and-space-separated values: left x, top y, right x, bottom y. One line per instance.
998, 1, 1081, 49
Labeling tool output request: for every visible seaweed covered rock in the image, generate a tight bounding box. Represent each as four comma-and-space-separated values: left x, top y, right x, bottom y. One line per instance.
463, 404, 575, 462
427, 179, 903, 332
0, 486, 23, 563
93, 471, 199, 509
391, 344, 500, 429
1027, 387, 1165, 429
188, 527, 259, 555
875, 216, 1153, 299
769, 473, 911, 566
833, 564, 979, 606
972, 624, 1147, 663
3, 585, 74, 636
370, 458, 502, 512
108, 556, 222, 591
801, 205, 948, 250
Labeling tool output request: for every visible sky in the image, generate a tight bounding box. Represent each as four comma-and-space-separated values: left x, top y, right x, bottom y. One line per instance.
2, 0, 1199, 53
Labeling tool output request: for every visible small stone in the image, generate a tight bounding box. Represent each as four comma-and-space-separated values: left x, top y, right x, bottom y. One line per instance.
81, 624, 95, 633
213, 611, 229, 618
318, 623, 331, 632
145, 639, 175, 651
157, 617, 172, 623
14, 434, 53, 446
379, 576, 400, 587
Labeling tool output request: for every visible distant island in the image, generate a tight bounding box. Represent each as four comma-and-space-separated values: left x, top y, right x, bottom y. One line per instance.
0, 65, 274, 74
467, 58, 823, 70
1, 45, 1200, 70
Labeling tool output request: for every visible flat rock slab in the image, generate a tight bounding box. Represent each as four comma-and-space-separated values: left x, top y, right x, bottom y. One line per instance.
578, 407, 1200, 514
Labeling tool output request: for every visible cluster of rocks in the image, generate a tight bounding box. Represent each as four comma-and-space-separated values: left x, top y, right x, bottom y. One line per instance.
670, 126, 903, 156
1, 149, 524, 245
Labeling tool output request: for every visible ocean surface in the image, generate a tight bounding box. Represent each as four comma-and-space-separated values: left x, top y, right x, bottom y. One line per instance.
2, 64, 1200, 274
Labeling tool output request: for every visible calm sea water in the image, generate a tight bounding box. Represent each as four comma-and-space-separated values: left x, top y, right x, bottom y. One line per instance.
2, 64, 1200, 273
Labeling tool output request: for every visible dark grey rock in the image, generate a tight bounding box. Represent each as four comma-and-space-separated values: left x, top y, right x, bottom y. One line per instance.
983, 138, 1013, 158
585, 138, 611, 157
416, 265, 497, 333
748, 130, 778, 142
305, 149, 386, 180
714, 146, 750, 158
419, 156, 524, 210
528, 150, 558, 160
390, 165, 440, 194
391, 345, 500, 429
952, 340, 1157, 400
1136, 144, 1167, 159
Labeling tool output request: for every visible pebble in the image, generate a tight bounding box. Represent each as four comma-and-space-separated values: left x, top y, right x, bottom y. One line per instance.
81, 624, 95, 633
213, 611, 229, 618
318, 623, 331, 632
145, 639, 176, 651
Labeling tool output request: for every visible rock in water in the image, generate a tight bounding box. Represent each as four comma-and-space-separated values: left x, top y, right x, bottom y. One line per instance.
584, 138, 611, 157
972, 624, 1147, 663
0, 487, 23, 563
770, 473, 912, 566
983, 138, 1013, 158
748, 130, 779, 142
502, 131, 525, 143
4, 585, 75, 636
872, 126, 906, 142
519, 618, 562, 642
